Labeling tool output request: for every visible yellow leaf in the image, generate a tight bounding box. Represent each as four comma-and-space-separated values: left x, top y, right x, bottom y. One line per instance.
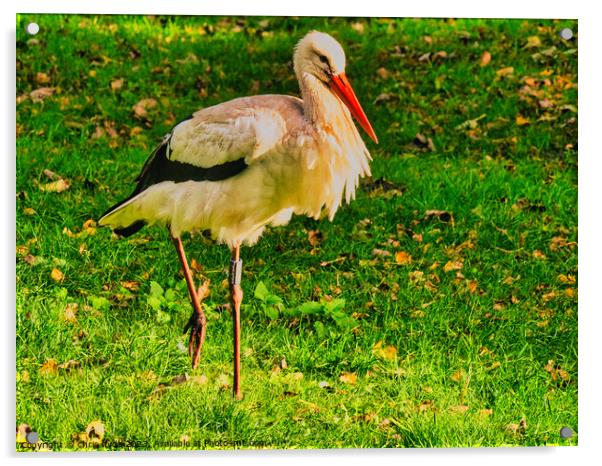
50, 268, 64, 282
480, 51, 491, 66
395, 251, 412, 265
132, 98, 158, 118
516, 114, 530, 126
40, 178, 70, 193
450, 370, 463, 382
339, 372, 357, 385
450, 405, 470, 414
40, 358, 58, 376
110, 78, 124, 90
479, 408, 493, 417
85, 420, 105, 444
496, 66, 514, 77
443, 260, 463, 273
373, 341, 398, 360
525, 36, 542, 48
63, 303, 78, 323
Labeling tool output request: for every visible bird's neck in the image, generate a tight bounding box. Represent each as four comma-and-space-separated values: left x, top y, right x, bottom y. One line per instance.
298, 72, 352, 131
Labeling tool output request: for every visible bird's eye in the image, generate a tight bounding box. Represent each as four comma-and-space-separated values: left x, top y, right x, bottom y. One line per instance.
318, 54, 329, 65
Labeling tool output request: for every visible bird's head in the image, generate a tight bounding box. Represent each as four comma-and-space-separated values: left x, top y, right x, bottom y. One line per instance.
294, 31, 378, 144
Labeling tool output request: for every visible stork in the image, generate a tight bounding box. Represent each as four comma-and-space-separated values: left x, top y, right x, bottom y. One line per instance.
99, 31, 378, 399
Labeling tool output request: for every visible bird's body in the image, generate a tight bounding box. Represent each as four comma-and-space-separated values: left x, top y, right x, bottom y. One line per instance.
100, 85, 371, 247
99, 31, 377, 399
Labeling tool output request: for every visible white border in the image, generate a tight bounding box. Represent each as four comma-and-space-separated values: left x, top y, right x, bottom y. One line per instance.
4, 1, 600, 466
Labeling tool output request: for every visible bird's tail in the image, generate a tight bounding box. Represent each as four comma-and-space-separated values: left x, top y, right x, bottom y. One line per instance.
98, 194, 147, 237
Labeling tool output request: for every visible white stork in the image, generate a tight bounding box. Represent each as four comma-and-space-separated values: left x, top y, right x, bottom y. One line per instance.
99, 31, 378, 399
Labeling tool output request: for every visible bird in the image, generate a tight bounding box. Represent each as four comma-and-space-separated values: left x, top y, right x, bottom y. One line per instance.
99, 30, 378, 399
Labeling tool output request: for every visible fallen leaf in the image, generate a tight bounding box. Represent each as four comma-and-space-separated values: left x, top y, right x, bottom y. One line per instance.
307, 229, 323, 247
558, 274, 576, 285
467, 280, 478, 294
339, 372, 357, 385
132, 98, 158, 118
85, 420, 105, 444
23, 207, 36, 216
36, 72, 51, 84
450, 405, 470, 414
424, 209, 454, 224
525, 36, 542, 48
395, 251, 412, 265
39, 179, 70, 193
480, 51, 491, 66
58, 359, 81, 371
515, 115, 530, 126
376, 67, 390, 79
479, 408, 493, 417
450, 370, 463, 382
50, 268, 64, 282
120, 281, 140, 291
496, 66, 514, 77
110, 78, 124, 90
443, 261, 463, 273
30, 87, 56, 102
40, 359, 58, 376
532, 250, 547, 260
63, 303, 78, 323
373, 341, 397, 360
372, 248, 391, 257
408, 270, 425, 284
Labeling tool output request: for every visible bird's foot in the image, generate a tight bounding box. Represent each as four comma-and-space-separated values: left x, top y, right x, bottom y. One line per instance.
182, 280, 209, 369
183, 310, 206, 369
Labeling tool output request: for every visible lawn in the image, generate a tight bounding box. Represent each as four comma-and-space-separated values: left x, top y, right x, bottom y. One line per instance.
16, 15, 578, 450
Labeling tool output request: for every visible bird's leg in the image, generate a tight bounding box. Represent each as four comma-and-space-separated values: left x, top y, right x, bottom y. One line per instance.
171, 236, 207, 369
229, 242, 243, 400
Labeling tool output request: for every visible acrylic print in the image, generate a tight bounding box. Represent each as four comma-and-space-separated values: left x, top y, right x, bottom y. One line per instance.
16, 15, 577, 450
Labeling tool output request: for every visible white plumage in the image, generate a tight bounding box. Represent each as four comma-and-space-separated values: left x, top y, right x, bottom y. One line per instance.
99, 31, 376, 247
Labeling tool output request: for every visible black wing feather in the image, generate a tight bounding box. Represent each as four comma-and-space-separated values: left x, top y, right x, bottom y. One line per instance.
100, 126, 249, 237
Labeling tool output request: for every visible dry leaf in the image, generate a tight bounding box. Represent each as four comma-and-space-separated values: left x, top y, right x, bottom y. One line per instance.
40, 359, 58, 376
110, 78, 124, 90
339, 372, 357, 385
532, 250, 547, 260
525, 36, 542, 48
372, 248, 391, 257
373, 341, 397, 360
50, 268, 64, 282
120, 281, 140, 291
377, 67, 390, 79
516, 114, 530, 126
496, 66, 514, 77
450, 405, 470, 414
480, 51, 491, 66
40, 178, 70, 193
395, 251, 412, 265
443, 261, 463, 273
307, 229, 323, 247
132, 98, 158, 118
450, 370, 463, 382
479, 408, 493, 417
467, 280, 478, 294
85, 420, 105, 444
63, 303, 78, 323
36, 72, 51, 84
408, 270, 425, 284
30, 87, 56, 102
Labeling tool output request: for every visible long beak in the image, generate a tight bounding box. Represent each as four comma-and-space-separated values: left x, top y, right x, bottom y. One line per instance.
329, 72, 378, 144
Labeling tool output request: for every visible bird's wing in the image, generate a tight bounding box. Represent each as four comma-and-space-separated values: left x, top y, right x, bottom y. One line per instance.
167, 98, 290, 168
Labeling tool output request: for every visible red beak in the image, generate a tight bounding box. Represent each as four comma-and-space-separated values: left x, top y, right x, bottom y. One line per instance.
329, 72, 378, 144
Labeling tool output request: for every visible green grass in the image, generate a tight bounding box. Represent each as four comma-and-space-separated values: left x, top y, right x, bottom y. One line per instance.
16, 15, 577, 450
